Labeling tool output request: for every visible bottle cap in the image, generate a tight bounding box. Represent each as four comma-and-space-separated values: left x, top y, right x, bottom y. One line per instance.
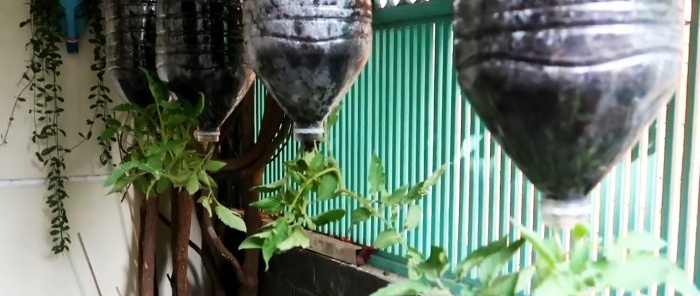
540, 197, 591, 229
195, 129, 220, 143
293, 126, 324, 143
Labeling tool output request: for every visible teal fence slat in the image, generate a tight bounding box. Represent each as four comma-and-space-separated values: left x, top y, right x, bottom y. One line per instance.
252, 1, 700, 294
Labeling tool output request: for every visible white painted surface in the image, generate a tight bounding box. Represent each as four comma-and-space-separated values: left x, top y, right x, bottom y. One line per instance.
0, 2, 208, 295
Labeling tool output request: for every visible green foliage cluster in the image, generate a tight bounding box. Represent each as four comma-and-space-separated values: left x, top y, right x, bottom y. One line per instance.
102, 70, 246, 233
373, 222, 700, 296
237, 108, 700, 296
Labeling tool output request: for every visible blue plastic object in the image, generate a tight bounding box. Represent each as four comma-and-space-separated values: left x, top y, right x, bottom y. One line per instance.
59, 0, 87, 54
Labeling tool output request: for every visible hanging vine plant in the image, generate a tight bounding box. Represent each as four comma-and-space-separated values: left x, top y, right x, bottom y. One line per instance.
0, 0, 114, 254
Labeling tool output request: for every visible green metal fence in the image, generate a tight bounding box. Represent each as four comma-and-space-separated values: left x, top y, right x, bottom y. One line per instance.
254, 1, 700, 295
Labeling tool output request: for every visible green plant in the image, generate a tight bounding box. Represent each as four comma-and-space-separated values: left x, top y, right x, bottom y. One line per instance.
0, 0, 114, 254
371, 220, 700, 296
237, 106, 447, 270
102, 70, 246, 233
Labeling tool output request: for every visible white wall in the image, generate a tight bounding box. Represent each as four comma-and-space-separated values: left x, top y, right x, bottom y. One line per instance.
0, 2, 207, 295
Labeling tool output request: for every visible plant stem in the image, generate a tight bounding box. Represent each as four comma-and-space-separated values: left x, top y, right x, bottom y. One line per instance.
171, 189, 193, 296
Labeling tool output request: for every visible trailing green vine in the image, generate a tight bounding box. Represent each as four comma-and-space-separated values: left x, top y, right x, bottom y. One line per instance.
83, 0, 115, 166
102, 70, 247, 233
0, 0, 115, 254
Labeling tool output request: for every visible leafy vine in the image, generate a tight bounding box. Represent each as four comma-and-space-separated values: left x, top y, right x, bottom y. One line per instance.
0, 0, 114, 253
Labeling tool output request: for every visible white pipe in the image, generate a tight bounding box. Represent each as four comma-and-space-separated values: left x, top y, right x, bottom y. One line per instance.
0, 174, 109, 188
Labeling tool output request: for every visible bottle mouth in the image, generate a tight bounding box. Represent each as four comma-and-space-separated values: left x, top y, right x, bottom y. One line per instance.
540, 197, 591, 229
195, 129, 220, 143
293, 126, 324, 143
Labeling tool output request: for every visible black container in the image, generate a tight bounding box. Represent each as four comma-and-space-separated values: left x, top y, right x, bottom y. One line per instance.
156, 0, 255, 143
453, 0, 683, 227
105, 0, 158, 107
243, 0, 372, 144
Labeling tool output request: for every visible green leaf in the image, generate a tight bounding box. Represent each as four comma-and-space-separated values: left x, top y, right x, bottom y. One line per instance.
142, 68, 169, 102
665, 266, 700, 296
599, 254, 675, 291
261, 221, 290, 270
204, 160, 227, 172
403, 205, 421, 231
513, 221, 558, 266
373, 229, 403, 249
368, 154, 386, 195
406, 247, 426, 280
382, 185, 408, 205
317, 173, 339, 201
404, 165, 446, 201
456, 236, 508, 280
250, 196, 285, 215
351, 207, 373, 225
277, 226, 310, 252
156, 177, 171, 195
477, 238, 524, 285
313, 209, 346, 227
198, 196, 213, 217
515, 265, 537, 292
415, 246, 450, 280
214, 205, 247, 232
369, 280, 434, 296
251, 178, 286, 193
569, 239, 591, 273
185, 174, 200, 195
239, 235, 265, 250
480, 273, 519, 296
614, 231, 667, 253
309, 152, 325, 172
532, 273, 579, 296
571, 224, 589, 241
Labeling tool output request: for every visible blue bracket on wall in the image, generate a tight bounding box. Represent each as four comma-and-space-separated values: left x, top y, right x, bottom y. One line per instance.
58, 0, 86, 54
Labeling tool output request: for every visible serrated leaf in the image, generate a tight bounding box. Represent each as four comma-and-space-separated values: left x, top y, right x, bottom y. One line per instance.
239, 235, 265, 250
403, 205, 421, 231
277, 226, 310, 252
614, 232, 667, 253
214, 205, 246, 232
383, 185, 408, 205
477, 238, 524, 285
373, 229, 403, 249
251, 178, 286, 193
313, 209, 346, 227
250, 196, 285, 215
415, 246, 450, 280
480, 273, 519, 296
351, 207, 373, 225
317, 173, 339, 201
599, 254, 674, 291
456, 236, 508, 280
185, 174, 200, 195
369, 280, 434, 296
309, 153, 324, 172
204, 160, 226, 172
368, 154, 386, 195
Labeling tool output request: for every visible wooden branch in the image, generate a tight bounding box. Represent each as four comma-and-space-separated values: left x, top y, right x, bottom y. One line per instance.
196, 205, 246, 284
138, 191, 159, 296
217, 94, 291, 174
171, 189, 193, 296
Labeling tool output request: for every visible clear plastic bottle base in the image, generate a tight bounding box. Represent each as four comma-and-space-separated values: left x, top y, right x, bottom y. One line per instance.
540, 197, 592, 229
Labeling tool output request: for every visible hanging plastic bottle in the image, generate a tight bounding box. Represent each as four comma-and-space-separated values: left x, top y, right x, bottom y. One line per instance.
105, 0, 157, 107
243, 0, 372, 145
156, 0, 255, 143
453, 0, 683, 227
